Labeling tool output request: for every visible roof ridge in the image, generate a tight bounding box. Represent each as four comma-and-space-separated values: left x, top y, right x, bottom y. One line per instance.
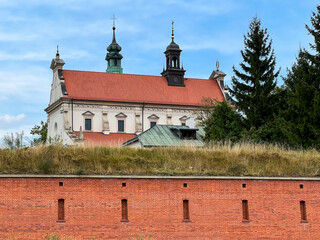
63, 69, 213, 81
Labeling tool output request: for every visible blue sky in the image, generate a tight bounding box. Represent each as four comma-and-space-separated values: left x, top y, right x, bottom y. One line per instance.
0, 0, 319, 139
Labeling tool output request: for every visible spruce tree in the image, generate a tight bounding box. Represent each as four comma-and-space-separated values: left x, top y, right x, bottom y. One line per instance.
230, 17, 280, 129
283, 6, 320, 148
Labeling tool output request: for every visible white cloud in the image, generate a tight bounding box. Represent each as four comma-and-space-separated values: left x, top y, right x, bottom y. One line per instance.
0, 67, 50, 102
0, 113, 25, 125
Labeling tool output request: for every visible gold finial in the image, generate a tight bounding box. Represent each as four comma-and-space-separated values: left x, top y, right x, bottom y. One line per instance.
171, 20, 174, 42
216, 60, 219, 70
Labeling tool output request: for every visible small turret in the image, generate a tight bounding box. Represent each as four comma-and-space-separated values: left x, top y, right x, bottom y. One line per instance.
50, 45, 65, 71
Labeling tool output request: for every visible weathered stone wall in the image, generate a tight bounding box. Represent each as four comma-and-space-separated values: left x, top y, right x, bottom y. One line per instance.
0, 176, 318, 239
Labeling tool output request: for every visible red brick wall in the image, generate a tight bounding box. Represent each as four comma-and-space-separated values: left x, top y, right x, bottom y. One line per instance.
0, 176, 318, 239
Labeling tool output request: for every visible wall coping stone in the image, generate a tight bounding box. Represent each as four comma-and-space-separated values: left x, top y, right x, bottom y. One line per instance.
0, 174, 320, 181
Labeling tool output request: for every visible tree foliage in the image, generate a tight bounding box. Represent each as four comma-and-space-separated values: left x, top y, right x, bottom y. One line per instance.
202, 100, 245, 142
229, 17, 280, 129
30, 121, 48, 146
1, 131, 25, 150
282, 6, 320, 148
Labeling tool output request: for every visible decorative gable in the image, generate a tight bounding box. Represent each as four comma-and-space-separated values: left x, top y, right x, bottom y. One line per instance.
148, 114, 159, 120
115, 112, 127, 118
82, 111, 95, 116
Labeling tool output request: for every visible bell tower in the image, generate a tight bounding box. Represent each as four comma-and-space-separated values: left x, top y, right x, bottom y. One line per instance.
161, 21, 186, 87
106, 15, 123, 73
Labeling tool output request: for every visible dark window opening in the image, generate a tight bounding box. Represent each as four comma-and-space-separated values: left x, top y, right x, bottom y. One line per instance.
58, 199, 65, 221
122, 182, 126, 187
183, 200, 190, 221
183, 183, 187, 187
150, 121, 156, 128
242, 184, 246, 188
242, 200, 249, 221
114, 59, 117, 66
180, 129, 197, 139
59, 182, 63, 186
172, 57, 177, 68
300, 201, 307, 222
181, 122, 186, 126
300, 184, 304, 189
121, 199, 128, 221
85, 118, 92, 131
118, 120, 124, 132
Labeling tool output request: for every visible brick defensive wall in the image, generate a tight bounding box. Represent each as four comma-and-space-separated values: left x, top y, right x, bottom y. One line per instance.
0, 175, 318, 239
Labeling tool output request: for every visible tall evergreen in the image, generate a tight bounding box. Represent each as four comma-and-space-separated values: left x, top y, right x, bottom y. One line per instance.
230, 17, 280, 129
283, 6, 320, 148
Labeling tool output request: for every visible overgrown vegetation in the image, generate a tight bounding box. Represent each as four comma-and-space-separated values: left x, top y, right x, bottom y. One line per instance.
0, 144, 320, 177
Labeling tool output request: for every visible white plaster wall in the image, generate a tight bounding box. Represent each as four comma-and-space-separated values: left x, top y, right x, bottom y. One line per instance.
49, 69, 63, 105
47, 105, 73, 145
126, 141, 141, 148
47, 101, 199, 145
70, 104, 197, 134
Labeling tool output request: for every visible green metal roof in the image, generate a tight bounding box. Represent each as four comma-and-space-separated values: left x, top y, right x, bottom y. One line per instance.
122, 125, 205, 147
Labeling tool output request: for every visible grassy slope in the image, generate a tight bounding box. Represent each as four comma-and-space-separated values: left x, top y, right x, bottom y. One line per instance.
0, 143, 320, 177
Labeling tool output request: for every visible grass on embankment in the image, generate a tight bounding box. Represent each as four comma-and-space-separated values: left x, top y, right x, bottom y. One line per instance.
0, 143, 320, 177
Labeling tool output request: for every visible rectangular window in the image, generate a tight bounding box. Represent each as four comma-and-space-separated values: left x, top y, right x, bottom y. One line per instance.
118, 120, 124, 132
58, 199, 65, 221
300, 201, 307, 222
242, 200, 249, 221
181, 122, 186, 126
85, 118, 92, 131
121, 199, 128, 221
183, 200, 190, 221
150, 121, 156, 128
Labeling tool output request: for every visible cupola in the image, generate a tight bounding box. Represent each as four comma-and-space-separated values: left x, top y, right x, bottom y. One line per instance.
106, 15, 123, 73
161, 20, 186, 87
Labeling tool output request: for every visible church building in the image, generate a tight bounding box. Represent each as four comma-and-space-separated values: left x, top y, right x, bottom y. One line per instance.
45, 22, 227, 146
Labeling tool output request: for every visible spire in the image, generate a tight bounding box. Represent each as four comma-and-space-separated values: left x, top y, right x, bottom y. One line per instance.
111, 14, 117, 44
106, 14, 123, 73
216, 60, 219, 70
56, 45, 60, 59
171, 20, 174, 42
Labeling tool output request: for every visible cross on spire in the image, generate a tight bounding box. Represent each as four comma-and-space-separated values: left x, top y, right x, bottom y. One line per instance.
111, 14, 117, 29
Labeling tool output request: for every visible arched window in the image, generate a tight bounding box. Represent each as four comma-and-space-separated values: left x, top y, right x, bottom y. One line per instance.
114, 59, 117, 66
172, 57, 177, 68
54, 122, 58, 135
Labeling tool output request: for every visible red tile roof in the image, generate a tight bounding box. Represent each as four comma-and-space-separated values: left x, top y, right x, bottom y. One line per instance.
75, 132, 136, 147
62, 70, 224, 106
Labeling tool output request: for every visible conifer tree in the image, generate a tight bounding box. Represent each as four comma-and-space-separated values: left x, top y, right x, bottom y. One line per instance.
283, 6, 320, 148
230, 17, 280, 129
